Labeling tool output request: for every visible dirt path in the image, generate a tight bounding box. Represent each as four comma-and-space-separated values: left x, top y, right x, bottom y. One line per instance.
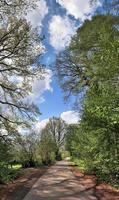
23, 160, 119, 200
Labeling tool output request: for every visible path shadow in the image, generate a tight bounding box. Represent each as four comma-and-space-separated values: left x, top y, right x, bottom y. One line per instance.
3, 167, 48, 200
23, 162, 119, 200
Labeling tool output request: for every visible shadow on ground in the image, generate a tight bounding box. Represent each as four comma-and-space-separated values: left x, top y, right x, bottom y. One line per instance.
0, 167, 48, 200
23, 161, 119, 200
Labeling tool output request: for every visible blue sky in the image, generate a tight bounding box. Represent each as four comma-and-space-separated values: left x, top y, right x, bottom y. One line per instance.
27, 0, 102, 129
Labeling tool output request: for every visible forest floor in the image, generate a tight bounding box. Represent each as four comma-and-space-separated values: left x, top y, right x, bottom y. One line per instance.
0, 160, 119, 200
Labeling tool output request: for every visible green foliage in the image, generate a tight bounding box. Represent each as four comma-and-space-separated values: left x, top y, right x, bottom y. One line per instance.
0, 140, 22, 183
58, 9, 119, 187
0, 0, 43, 140
0, 140, 12, 183
0, 0, 44, 183
0, 165, 22, 183
61, 151, 70, 159
39, 129, 57, 165
13, 131, 40, 168
38, 117, 67, 164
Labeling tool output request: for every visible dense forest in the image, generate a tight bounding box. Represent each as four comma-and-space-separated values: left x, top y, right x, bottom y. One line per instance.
0, 0, 119, 189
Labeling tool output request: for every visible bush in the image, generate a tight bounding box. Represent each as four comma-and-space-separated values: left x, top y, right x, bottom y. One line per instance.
0, 163, 22, 183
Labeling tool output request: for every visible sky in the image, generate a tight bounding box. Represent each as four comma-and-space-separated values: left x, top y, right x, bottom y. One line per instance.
26, 0, 102, 130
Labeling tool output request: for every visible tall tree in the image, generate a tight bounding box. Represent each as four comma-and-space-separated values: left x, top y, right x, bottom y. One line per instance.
0, 0, 44, 140
49, 117, 66, 146
46, 117, 67, 157
55, 7, 119, 184
39, 128, 56, 164
15, 131, 38, 167
56, 14, 119, 98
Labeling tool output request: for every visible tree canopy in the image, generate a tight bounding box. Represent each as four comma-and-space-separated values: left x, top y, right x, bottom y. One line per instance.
0, 0, 44, 141
56, 1, 119, 187
39, 117, 67, 162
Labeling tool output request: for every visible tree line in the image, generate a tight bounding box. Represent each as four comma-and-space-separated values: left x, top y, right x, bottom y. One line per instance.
0, 0, 45, 183
0, 0, 68, 183
0, 115, 67, 183
56, 0, 119, 187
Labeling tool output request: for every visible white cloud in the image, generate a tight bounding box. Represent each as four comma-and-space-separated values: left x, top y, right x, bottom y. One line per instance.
6, 69, 52, 105
29, 69, 53, 104
49, 15, 77, 51
26, 0, 48, 31
61, 111, 79, 124
35, 110, 79, 132
56, 0, 101, 21
35, 119, 49, 132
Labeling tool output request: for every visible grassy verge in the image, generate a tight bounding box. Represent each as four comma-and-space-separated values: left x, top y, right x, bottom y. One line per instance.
0, 162, 50, 184
10, 164, 22, 170
72, 157, 119, 189
0, 164, 23, 183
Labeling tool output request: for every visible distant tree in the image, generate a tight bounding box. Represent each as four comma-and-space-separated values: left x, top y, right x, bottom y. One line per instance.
39, 128, 56, 165
45, 117, 67, 159
15, 131, 38, 167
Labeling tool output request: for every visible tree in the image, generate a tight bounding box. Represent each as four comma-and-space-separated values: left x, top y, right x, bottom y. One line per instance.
0, 0, 37, 19
0, 0, 45, 183
66, 124, 81, 157
0, 0, 44, 140
39, 128, 56, 165
14, 131, 38, 167
55, 8, 119, 185
56, 15, 119, 98
45, 117, 67, 159
0, 139, 13, 183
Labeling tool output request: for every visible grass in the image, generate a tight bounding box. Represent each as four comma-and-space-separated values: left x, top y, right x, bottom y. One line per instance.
72, 158, 90, 172
10, 164, 22, 170
0, 164, 23, 183
72, 157, 119, 189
